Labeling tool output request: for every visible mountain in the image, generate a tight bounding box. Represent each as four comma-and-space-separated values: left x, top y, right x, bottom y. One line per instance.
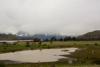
0, 34, 34, 40
15, 31, 68, 39
0, 34, 18, 40
0, 31, 76, 40
77, 30, 100, 40
15, 31, 31, 37
32, 34, 67, 39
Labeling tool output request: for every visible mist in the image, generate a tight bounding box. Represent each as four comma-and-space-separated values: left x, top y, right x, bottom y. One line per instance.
0, 0, 100, 35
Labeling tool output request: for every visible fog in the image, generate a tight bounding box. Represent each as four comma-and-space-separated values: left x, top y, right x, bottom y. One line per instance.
0, 0, 100, 35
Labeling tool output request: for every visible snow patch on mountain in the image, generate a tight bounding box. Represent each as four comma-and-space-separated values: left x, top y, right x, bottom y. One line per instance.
1, 31, 76, 39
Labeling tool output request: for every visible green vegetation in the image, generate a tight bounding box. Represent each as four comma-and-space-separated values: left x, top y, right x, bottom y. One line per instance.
0, 41, 100, 67
0, 41, 97, 53
5, 62, 100, 67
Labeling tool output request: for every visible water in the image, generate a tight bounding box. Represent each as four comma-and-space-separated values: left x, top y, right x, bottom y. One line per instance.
0, 40, 33, 43
0, 48, 78, 63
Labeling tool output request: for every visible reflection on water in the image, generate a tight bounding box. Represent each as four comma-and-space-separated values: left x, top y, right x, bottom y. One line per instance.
0, 48, 78, 63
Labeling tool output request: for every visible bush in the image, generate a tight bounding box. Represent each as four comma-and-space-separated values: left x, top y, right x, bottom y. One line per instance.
4, 47, 7, 49
85, 44, 89, 46
47, 46, 50, 49
94, 43, 98, 46
25, 45, 30, 47
25, 42, 30, 47
43, 44, 47, 47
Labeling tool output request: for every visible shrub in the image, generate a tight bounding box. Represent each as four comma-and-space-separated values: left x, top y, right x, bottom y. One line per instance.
4, 47, 7, 49
43, 44, 47, 47
85, 44, 89, 46
25, 42, 30, 47
47, 46, 50, 49
94, 43, 98, 46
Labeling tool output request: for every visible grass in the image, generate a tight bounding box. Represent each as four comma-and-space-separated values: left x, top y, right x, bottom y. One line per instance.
4, 61, 100, 67
0, 41, 99, 53
0, 41, 100, 67
4, 62, 100, 67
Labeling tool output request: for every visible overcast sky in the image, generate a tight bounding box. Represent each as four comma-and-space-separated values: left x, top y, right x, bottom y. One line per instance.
0, 0, 100, 35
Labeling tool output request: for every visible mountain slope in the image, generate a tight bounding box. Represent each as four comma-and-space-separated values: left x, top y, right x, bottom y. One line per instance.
77, 30, 100, 40
0, 34, 34, 40
15, 31, 31, 37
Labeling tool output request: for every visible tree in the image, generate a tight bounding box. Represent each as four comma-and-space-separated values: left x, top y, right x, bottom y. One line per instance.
13, 42, 18, 46
50, 37, 56, 44
43, 39, 49, 41
67, 36, 72, 41
64, 37, 68, 41
50, 40, 53, 44
72, 37, 76, 41
38, 41, 42, 47
51, 37, 56, 41
34, 38, 41, 42
59, 38, 63, 41
2, 42, 6, 46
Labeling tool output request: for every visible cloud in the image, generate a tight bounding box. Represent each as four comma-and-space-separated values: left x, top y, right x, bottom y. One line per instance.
0, 0, 100, 35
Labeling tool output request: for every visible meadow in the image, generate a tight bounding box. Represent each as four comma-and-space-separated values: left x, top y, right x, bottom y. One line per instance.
0, 41, 100, 67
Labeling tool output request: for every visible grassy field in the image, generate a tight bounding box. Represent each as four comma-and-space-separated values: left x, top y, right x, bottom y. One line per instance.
0, 41, 100, 53
5, 62, 100, 67
0, 41, 100, 67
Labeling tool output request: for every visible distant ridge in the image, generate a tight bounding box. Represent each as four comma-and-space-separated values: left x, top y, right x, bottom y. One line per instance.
0, 34, 34, 40
32, 33, 67, 39
15, 31, 31, 37
77, 30, 100, 40
15, 31, 68, 39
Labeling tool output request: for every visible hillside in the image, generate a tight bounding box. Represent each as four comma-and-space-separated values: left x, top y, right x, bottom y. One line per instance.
0, 34, 34, 40
77, 30, 100, 40
15, 31, 31, 37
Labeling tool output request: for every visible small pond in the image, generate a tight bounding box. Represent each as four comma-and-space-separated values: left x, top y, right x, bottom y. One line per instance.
0, 48, 78, 64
